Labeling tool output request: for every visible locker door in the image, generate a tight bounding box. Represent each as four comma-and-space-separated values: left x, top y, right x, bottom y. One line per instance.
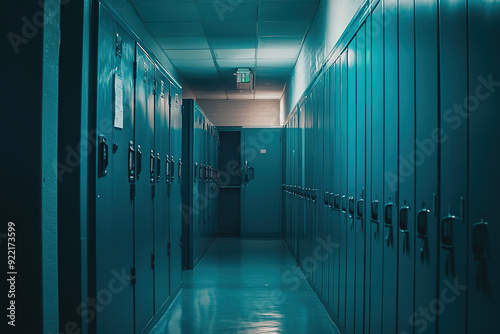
94, 7, 135, 333
332, 58, 342, 321
467, 1, 500, 332
346, 38, 357, 334
414, 2, 439, 333
339, 50, 348, 330
355, 23, 366, 334
316, 78, 325, 299
364, 14, 372, 330
134, 44, 155, 333
322, 70, 332, 308
382, 0, 399, 333
438, 1, 468, 333
192, 108, 200, 262
169, 83, 183, 293
369, 3, 384, 333
298, 102, 307, 269
153, 68, 170, 313
397, 1, 416, 333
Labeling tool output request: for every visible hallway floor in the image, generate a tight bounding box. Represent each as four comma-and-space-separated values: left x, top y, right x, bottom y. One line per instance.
149, 238, 339, 334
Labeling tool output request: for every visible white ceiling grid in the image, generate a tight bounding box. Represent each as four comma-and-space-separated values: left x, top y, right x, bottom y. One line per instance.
130, 0, 320, 99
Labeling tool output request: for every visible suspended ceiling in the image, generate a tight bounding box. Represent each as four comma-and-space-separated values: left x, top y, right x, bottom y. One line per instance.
129, 0, 320, 99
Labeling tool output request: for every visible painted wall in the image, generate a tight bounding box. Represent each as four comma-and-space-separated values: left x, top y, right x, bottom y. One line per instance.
197, 99, 280, 128
280, 0, 367, 123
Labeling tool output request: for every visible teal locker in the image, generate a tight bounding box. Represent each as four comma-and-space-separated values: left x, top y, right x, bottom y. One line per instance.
369, 3, 384, 333
382, 0, 399, 332
169, 83, 182, 293
467, 1, 500, 332
134, 44, 155, 333
414, 2, 439, 333
94, 6, 135, 333
153, 67, 170, 313
355, 23, 367, 334
397, 1, 416, 333
346, 37, 357, 334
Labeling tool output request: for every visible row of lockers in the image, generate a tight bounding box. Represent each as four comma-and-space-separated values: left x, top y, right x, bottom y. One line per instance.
182, 99, 220, 269
282, 0, 499, 333
93, 5, 183, 334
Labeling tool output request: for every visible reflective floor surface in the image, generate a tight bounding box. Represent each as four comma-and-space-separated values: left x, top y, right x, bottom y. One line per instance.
149, 237, 340, 334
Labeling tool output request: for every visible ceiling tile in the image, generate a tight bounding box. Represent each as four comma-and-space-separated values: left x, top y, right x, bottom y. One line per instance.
203, 21, 257, 36
216, 59, 256, 68
258, 21, 310, 36
214, 49, 256, 59
134, 3, 199, 22
258, 36, 303, 49
258, 47, 300, 59
256, 58, 296, 68
147, 22, 204, 36
171, 59, 215, 68
165, 49, 212, 60
208, 36, 257, 49
157, 36, 209, 49
179, 67, 218, 75
255, 66, 293, 77
258, 3, 318, 21
198, 3, 257, 21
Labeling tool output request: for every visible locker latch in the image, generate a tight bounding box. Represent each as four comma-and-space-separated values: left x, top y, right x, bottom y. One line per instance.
417, 207, 431, 261
472, 219, 488, 289
399, 204, 411, 254
128, 141, 135, 182
371, 199, 379, 223
441, 214, 457, 276
156, 153, 161, 183
348, 197, 355, 217
356, 197, 364, 220
136, 145, 142, 179
333, 194, 340, 211
384, 200, 394, 246
98, 135, 109, 177
165, 155, 170, 183
150, 150, 155, 183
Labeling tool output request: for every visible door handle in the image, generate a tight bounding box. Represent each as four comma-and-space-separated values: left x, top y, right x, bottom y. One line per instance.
312, 189, 318, 202
441, 214, 457, 276
348, 197, 355, 216
399, 204, 411, 253
328, 193, 334, 208
98, 135, 108, 177
156, 153, 161, 183
194, 162, 197, 182
356, 198, 364, 219
324, 192, 330, 206
136, 145, 142, 179
150, 150, 155, 183
178, 159, 182, 180
128, 141, 135, 182
384, 201, 394, 246
371, 199, 379, 223
170, 155, 175, 182
165, 155, 170, 183
472, 219, 488, 289
417, 208, 431, 261
333, 194, 340, 211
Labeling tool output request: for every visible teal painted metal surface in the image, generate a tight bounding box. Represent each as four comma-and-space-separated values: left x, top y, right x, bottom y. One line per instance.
281, 1, 500, 333
242, 129, 282, 237
149, 238, 340, 334
182, 99, 219, 270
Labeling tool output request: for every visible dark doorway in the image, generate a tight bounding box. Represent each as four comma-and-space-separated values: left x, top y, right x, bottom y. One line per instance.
218, 131, 241, 236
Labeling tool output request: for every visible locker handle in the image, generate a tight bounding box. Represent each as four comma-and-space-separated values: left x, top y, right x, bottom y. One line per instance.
348, 197, 355, 216
165, 155, 170, 183
371, 200, 379, 223
441, 214, 457, 276
199, 164, 203, 181
400, 205, 411, 254
150, 150, 155, 183
128, 141, 135, 182
136, 145, 142, 178
170, 156, 175, 182
98, 135, 109, 177
328, 193, 334, 208
156, 153, 161, 183
341, 195, 347, 213
324, 192, 329, 206
312, 189, 318, 202
178, 159, 182, 179
384, 202, 394, 227
472, 220, 488, 261
356, 198, 364, 219
194, 162, 197, 182
333, 194, 340, 211
417, 208, 430, 260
